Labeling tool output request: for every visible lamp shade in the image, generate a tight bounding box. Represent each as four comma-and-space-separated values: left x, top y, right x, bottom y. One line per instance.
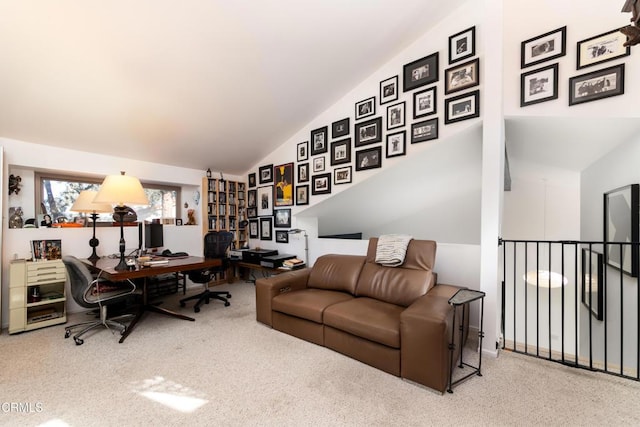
70, 190, 113, 213
93, 171, 149, 207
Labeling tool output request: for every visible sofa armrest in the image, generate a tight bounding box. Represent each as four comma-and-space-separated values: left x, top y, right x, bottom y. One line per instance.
255, 268, 311, 326
400, 284, 463, 393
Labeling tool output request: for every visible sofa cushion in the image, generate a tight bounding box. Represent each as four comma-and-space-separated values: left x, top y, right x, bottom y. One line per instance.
307, 254, 366, 294
272, 288, 354, 323
323, 297, 404, 348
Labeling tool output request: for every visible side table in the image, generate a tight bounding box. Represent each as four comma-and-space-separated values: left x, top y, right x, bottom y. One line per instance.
447, 288, 486, 393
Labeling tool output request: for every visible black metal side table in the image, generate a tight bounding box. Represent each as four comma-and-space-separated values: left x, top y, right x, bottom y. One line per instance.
447, 288, 486, 393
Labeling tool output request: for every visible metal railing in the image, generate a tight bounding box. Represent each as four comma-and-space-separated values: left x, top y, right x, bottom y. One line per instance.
500, 239, 640, 381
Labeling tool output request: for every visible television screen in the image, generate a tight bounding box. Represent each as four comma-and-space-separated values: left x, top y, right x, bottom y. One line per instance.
144, 223, 164, 249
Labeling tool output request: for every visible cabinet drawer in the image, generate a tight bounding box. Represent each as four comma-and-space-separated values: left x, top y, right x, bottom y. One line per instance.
26, 262, 66, 283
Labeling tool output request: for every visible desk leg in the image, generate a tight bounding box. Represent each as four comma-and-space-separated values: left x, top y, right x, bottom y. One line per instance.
447, 306, 457, 393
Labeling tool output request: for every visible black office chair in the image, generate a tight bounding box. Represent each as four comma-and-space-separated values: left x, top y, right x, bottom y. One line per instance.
179, 231, 233, 312
62, 256, 137, 345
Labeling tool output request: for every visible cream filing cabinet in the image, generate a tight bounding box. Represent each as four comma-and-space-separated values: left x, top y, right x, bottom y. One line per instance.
9, 259, 67, 334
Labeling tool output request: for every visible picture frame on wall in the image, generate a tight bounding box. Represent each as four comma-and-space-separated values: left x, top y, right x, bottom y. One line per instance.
247, 207, 257, 218
380, 75, 399, 104
247, 189, 257, 208
275, 230, 289, 244
259, 217, 273, 241
413, 86, 437, 118
403, 52, 439, 92
248, 172, 256, 188
521, 26, 566, 69
311, 173, 332, 195
445, 90, 480, 124
355, 97, 375, 120
386, 131, 406, 158
603, 183, 639, 277
313, 156, 325, 173
581, 248, 603, 321
274, 208, 291, 228
332, 118, 350, 138
310, 126, 328, 155
334, 166, 352, 185
386, 101, 405, 130
297, 141, 309, 162
296, 185, 309, 205
355, 146, 382, 171
249, 219, 259, 238
448, 26, 475, 64
257, 185, 273, 217
258, 164, 273, 184
411, 118, 438, 144
520, 63, 559, 107
330, 138, 351, 166
569, 64, 625, 106
354, 117, 383, 147
444, 58, 479, 95
298, 162, 309, 183
577, 28, 630, 70
274, 162, 294, 207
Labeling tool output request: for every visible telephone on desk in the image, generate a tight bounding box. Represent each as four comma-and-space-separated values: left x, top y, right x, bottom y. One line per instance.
161, 249, 189, 258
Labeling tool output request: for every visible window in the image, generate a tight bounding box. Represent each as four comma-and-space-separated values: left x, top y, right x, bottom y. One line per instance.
36, 173, 181, 224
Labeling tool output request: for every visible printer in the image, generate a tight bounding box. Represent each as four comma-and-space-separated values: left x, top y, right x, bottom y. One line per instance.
260, 253, 297, 269
242, 248, 278, 265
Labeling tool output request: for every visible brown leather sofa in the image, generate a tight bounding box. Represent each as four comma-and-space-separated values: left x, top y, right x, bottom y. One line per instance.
255, 238, 465, 393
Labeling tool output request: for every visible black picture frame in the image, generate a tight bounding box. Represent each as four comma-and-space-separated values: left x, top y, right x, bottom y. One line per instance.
569, 64, 625, 106
386, 131, 406, 158
386, 101, 405, 130
274, 162, 294, 207
380, 75, 399, 104
259, 217, 273, 241
354, 117, 383, 147
247, 189, 257, 208
259, 164, 273, 184
274, 208, 291, 228
312, 173, 331, 195
449, 26, 476, 64
604, 184, 639, 277
355, 146, 382, 171
581, 248, 604, 321
445, 90, 480, 124
334, 166, 352, 185
521, 26, 566, 69
310, 126, 328, 155
411, 118, 438, 144
520, 63, 559, 107
577, 28, 630, 70
247, 207, 257, 218
445, 58, 480, 95
313, 156, 325, 173
330, 138, 351, 166
332, 118, 350, 138
403, 52, 439, 92
249, 219, 259, 238
248, 172, 256, 188
296, 185, 309, 205
355, 97, 375, 121
297, 141, 309, 162
413, 86, 437, 119
275, 230, 289, 243
297, 163, 309, 183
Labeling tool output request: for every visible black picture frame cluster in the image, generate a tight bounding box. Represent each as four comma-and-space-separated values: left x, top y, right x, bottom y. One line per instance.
520, 26, 628, 108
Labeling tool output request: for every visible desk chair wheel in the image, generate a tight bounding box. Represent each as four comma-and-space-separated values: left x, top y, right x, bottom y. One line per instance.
194, 306, 201, 313
179, 301, 186, 308
74, 337, 84, 346
65, 330, 71, 339
224, 301, 230, 307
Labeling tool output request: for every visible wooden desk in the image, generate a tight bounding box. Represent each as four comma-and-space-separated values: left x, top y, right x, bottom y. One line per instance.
85, 256, 221, 343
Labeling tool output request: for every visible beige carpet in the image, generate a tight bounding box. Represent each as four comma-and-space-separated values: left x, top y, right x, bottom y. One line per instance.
2, 281, 640, 427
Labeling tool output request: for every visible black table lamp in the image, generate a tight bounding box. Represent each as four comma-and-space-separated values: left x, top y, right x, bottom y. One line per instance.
94, 171, 149, 270
70, 190, 113, 262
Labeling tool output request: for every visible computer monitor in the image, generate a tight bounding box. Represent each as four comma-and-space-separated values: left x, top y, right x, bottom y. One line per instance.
144, 222, 164, 250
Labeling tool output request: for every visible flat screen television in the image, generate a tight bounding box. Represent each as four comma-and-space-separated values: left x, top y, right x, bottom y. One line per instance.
144, 222, 164, 250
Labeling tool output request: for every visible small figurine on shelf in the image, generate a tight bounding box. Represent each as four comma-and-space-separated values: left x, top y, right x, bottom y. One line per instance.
186, 208, 196, 225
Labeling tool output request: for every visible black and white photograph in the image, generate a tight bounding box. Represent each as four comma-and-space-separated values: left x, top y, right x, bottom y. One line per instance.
257, 185, 273, 217
247, 207, 257, 218
445, 90, 480, 124
274, 208, 291, 228
355, 146, 382, 171
386, 131, 406, 158
297, 141, 308, 162
247, 189, 257, 208
296, 185, 309, 205
445, 58, 479, 95
330, 138, 351, 166
386, 101, 405, 130
298, 162, 309, 183
403, 52, 439, 92
577, 28, 630, 70
258, 164, 273, 184
380, 75, 399, 104
313, 156, 325, 172
569, 64, 625, 106
604, 183, 639, 277
581, 249, 603, 321
521, 26, 566, 68
449, 26, 475, 64
259, 217, 273, 241
332, 118, 350, 138
520, 63, 558, 107
249, 219, 259, 238
355, 97, 375, 120
275, 230, 289, 243
334, 166, 352, 185
248, 172, 256, 188
312, 173, 331, 195
310, 126, 328, 155
413, 87, 437, 118
411, 118, 438, 144
355, 117, 383, 147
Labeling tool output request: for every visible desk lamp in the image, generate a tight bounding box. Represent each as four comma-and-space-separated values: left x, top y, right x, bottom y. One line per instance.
94, 171, 149, 270
288, 229, 308, 264
70, 190, 113, 262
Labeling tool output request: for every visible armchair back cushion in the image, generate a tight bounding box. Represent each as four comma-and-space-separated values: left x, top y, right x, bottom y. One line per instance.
307, 254, 366, 294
